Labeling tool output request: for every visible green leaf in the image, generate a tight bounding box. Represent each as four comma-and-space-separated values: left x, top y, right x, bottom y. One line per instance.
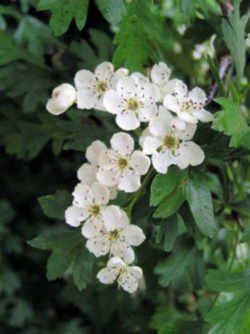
150, 167, 184, 207
241, 221, 250, 242
180, 0, 196, 25
153, 215, 179, 252
95, 0, 126, 25
0, 199, 15, 225
185, 172, 217, 238
113, 2, 166, 72
205, 294, 250, 334
0, 30, 24, 65
37, 0, 89, 36
206, 269, 250, 293
47, 248, 75, 281
38, 190, 72, 220
213, 97, 250, 149
154, 245, 195, 287
153, 188, 185, 219
221, 2, 249, 83
72, 246, 95, 291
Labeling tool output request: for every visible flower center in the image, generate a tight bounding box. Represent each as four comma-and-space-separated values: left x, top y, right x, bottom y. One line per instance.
117, 157, 128, 170
127, 98, 140, 111
109, 230, 120, 240
90, 205, 100, 217
163, 135, 178, 149
96, 81, 108, 95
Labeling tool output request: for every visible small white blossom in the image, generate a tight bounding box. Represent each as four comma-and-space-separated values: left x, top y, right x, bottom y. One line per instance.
97, 132, 150, 193
163, 82, 213, 124
97, 256, 143, 294
193, 35, 216, 60
103, 75, 158, 130
74, 62, 128, 111
246, 33, 250, 48
85, 205, 145, 263
140, 107, 204, 173
71, 182, 111, 237
177, 24, 187, 35
46, 83, 76, 115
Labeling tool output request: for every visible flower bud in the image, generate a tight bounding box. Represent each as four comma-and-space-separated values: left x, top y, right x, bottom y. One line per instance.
46, 83, 76, 115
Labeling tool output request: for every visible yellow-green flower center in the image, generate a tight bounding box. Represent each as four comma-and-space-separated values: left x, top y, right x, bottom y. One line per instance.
90, 205, 100, 217
118, 157, 128, 170
127, 98, 140, 111
164, 135, 178, 149
96, 81, 108, 95
109, 230, 120, 240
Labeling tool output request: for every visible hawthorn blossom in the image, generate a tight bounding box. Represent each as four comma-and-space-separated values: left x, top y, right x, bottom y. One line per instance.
163, 82, 213, 124
84, 205, 145, 263
96, 132, 150, 193
70, 182, 110, 236
46, 83, 76, 115
97, 256, 143, 294
103, 75, 158, 130
140, 107, 204, 173
74, 62, 128, 111
150, 62, 172, 101
193, 34, 216, 60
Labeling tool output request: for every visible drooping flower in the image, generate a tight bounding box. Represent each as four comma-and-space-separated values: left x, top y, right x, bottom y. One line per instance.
103, 75, 158, 130
96, 132, 150, 193
97, 256, 143, 294
140, 107, 204, 173
84, 205, 145, 263
74, 62, 128, 111
193, 34, 216, 60
163, 82, 213, 124
46, 83, 76, 115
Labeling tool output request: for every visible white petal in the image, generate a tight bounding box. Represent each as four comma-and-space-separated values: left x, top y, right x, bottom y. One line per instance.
163, 94, 180, 113
95, 62, 114, 81
102, 205, 122, 231
81, 216, 103, 239
86, 140, 107, 166
116, 112, 140, 131
152, 151, 176, 174
149, 112, 173, 137
46, 98, 66, 115
111, 242, 135, 264
97, 267, 117, 284
98, 150, 117, 169
193, 109, 214, 122
91, 182, 110, 205
131, 72, 148, 84
107, 256, 125, 269
177, 111, 198, 124
141, 135, 162, 155
136, 82, 155, 104
118, 171, 141, 193
117, 209, 130, 230
65, 205, 88, 227
175, 141, 205, 169
118, 270, 139, 293
103, 90, 124, 114
97, 168, 120, 187
72, 183, 93, 208
122, 225, 146, 246
117, 76, 136, 99
77, 163, 97, 184
151, 62, 171, 86
189, 87, 206, 105
74, 70, 94, 89
86, 234, 110, 257
111, 68, 129, 89
110, 132, 134, 156
139, 105, 158, 122
163, 79, 188, 96
127, 266, 143, 280
130, 151, 150, 175
173, 121, 197, 141
76, 89, 97, 109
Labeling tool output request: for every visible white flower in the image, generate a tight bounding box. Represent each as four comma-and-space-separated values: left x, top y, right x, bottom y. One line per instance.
46, 83, 76, 115
65, 205, 87, 227
140, 107, 204, 173
246, 33, 250, 48
177, 24, 187, 35
85, 205, 145, 263
97, 256, 143, 294
71, 182, 111, 237
96, 132, 150, 193
193, 34, 216, 60
74, 62, 128, 111
103, 75, 158, 130
163, 82, 213, 124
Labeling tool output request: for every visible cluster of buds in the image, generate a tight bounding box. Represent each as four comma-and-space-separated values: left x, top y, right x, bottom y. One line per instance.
47, 61, 214, 293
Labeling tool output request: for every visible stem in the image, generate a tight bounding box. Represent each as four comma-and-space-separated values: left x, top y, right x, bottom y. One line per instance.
125, 168, 154, 217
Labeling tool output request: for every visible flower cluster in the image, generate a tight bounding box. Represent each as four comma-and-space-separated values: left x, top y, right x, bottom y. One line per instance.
47, 61, 214, 293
